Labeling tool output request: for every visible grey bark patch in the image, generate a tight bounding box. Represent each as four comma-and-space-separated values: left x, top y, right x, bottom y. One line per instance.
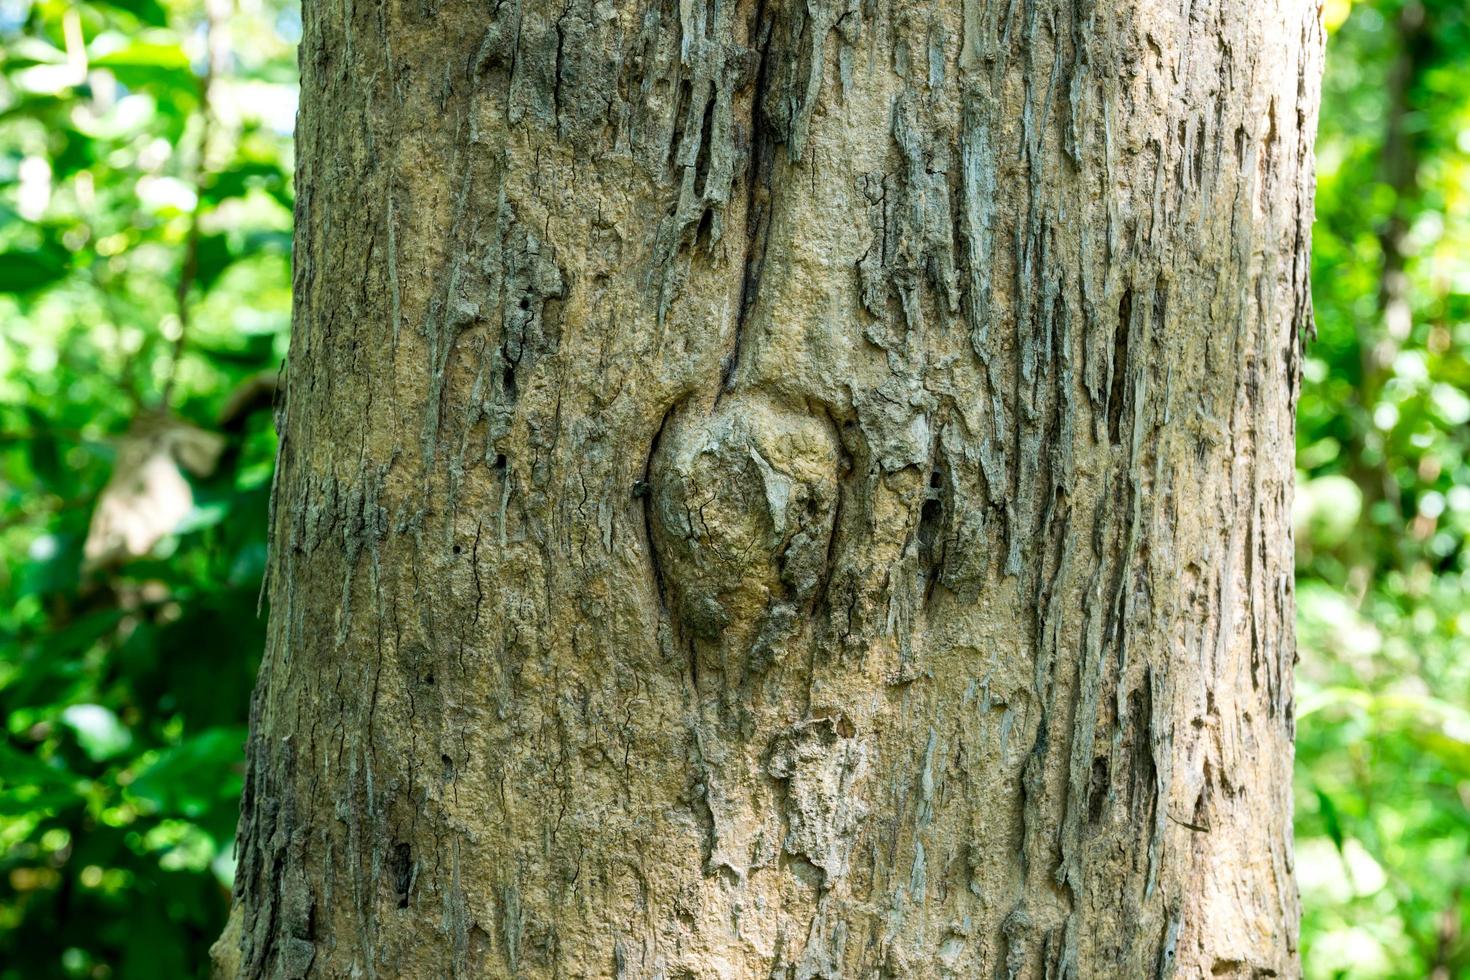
767, 717, 868, 888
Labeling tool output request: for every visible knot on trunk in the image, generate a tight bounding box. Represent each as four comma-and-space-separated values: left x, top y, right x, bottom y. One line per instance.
648, 395, 839, 662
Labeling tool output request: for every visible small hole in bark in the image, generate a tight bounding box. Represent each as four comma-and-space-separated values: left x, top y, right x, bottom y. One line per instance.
919, 498, 943, 545
695, 207, 715, 250
453, 544, 462, 555
494, 453, 508, 472
391, 842, 413, 908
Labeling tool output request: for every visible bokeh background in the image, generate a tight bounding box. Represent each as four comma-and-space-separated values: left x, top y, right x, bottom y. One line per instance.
1, 0, 1467, 976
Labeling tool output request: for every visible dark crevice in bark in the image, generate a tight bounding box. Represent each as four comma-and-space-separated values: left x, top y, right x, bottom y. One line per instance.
640, 399, 680, 619
812, 404, 854, 636
1127, 682, 1157, 818
918, 466, 946, 605
1108, 286, 1132, 446
392, 841, 414, 908
670, 78, 695, 171
1086, 754, 1109, 824
693, 96, 718, 210
720, 0, 775, 398
1151, 274, 1168, 338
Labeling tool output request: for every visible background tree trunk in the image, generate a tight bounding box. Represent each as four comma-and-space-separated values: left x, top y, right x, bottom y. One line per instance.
215, 0, 1322, 976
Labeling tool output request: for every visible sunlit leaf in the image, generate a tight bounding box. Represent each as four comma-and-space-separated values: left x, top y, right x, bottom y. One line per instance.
60, 704, 132, 761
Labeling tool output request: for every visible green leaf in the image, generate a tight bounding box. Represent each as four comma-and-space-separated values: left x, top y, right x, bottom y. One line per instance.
192, 230, 291, 292
202, 160, 289, 208
128, 728, 245, 820
95, 0, 171, 28
21, 410, 65, 488
17, 531, 84, 597
191, 233, 233, 292
91, 41, 198, 100
0, 742, 78, 791
0, 246, 70, 293
90, 40, 191, 73
1315, 788, 1346, 854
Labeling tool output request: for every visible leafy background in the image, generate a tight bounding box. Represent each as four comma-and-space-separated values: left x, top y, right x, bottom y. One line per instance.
0, 0, 1466, 976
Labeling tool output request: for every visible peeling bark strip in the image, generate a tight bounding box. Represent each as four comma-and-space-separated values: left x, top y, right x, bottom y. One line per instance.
216, 0, 1322, 977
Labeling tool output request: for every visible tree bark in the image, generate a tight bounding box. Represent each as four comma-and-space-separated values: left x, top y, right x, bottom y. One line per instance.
215, 0, 1323, 976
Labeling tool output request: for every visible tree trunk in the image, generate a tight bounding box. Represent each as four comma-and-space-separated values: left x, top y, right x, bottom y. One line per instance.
214, 0, 1322, 976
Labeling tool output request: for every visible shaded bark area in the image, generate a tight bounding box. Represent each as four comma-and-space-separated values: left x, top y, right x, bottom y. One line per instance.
215, 0, 1322, 976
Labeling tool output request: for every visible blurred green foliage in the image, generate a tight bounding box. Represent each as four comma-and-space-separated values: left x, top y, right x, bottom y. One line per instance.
0, 0, 293, 974
1296, 0, 1470, 975
0, 0, 1467, 975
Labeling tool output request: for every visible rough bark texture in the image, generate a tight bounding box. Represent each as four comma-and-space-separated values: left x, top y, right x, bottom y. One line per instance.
215, 0, 1323, 976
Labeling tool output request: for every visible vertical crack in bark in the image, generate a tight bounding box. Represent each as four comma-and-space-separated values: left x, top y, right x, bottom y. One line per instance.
640, 399, 679, 618
918, 465, 946, 605
1108, 286, 1133, 446
812, 404, 852, 623
720, 0, 774, 397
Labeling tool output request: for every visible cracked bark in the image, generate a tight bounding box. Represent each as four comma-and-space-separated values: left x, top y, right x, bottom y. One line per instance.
215, 0, 1323, 976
